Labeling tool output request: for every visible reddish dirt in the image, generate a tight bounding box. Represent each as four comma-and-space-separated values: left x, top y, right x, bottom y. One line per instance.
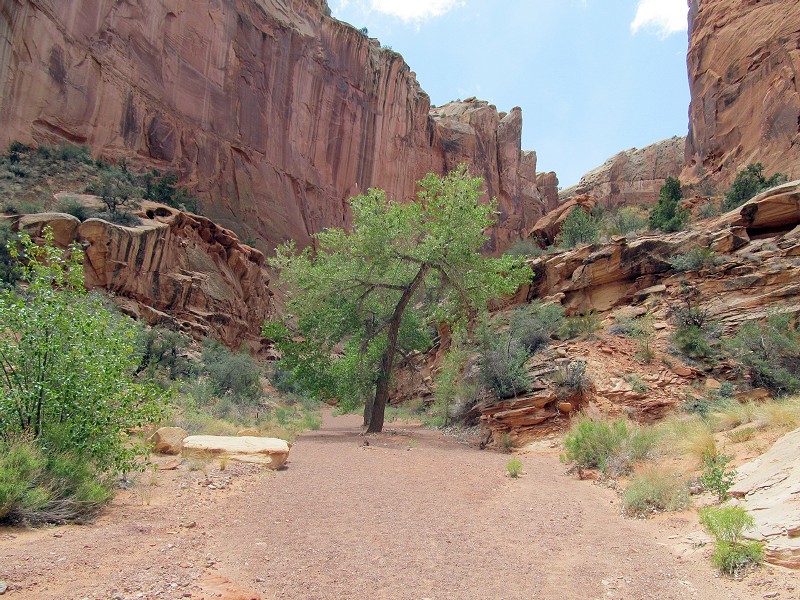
1, 409, 798, 599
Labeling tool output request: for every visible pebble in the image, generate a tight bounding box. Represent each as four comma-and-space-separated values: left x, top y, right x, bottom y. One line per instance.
0, 581, 7, 594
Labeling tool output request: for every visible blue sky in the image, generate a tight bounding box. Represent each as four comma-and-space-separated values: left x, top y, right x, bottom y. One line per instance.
330, 0, 690, 187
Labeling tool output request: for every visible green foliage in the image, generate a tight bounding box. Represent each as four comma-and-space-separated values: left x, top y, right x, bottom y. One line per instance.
201, 340, 263, 405
625, 374, 649, 392
480, 338, 530, 399
563, 417, 658, 475
142, 170, 198, 213
727, 314, 800, 395
602, 206, 648, 237
0, 222, 19, 287
135, 327, 194, 381
93, 165, 141, 215
556, 207, 600, 248
265, 166, 532, 430
669, 248, 722, 272
696, 203, 720, 220
700, 506, 764, 576
503, 238, 544, 258
555, 360, 589, 393
510, 301, 564, 354
0, 229, 170, 472
505, 457, 523, 478
0, 439, 112, 525
700, 452, 736, 501
559, 311, 600, 339
722, 163, 787, 212
673, 325, 715, 359
622, 467, 689, 518
57, 197, 92, 221
433, 336, 468, 427
649, 176, 689, 232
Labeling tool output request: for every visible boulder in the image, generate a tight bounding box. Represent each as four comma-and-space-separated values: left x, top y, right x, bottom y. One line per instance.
182, 436, 290, 469
148, 427, 188, 455
729, 427, 800, 569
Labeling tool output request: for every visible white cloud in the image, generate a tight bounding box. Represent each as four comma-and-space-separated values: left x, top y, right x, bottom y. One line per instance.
369, 0, 464, 22
631, 0, 687, 39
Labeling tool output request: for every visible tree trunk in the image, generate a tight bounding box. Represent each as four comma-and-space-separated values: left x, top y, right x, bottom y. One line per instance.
364, 264, 430, 433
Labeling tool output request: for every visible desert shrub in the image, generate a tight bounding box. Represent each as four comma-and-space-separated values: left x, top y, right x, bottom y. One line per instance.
649, 177, 689, 232
505, 457, 523, 478
433, 340, 468, 427
755, 397, 800, 430
57, 197, 91, 221
0, 222, 18, 287
696, 203, 720, 220
669, 248, 722, 272
602, 206, 648, 237
201, 340, 263, 405
559, 311, 600, 339
480, 338, 529, 399
555, 360, 589, 393
700, 506, 765, 576
556, 207, 600, 248
510, 301, 564, 354
674, 324, 717, 359
135, 327, 194, 381
700, 452, 736, 501
727, 314, 800, 396
0, 439, 112, 525
142, 170, 198, 213
86, 165, 141, 215
625, 374, 649, 392
622, 466, 689, 517
504, 238, 543, 258
0, 230, 170, 472
721, 163, 787, 212
563, 417, 658, 475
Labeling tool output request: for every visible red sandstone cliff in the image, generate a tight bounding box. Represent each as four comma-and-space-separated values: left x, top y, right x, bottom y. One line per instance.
0, 0, 543, 254
684, 0, 800, 185
560, 137, 685, 208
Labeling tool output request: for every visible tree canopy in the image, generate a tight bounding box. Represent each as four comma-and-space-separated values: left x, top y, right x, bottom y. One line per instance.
264, 166, 532, 432
649, 176, 688, 232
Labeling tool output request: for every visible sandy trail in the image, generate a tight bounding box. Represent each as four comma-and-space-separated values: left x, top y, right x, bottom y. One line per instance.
1, 409, 797, 599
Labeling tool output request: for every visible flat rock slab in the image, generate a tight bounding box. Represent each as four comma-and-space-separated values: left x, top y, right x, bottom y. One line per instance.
730, 427, 800, 569
182, 436, 290, 469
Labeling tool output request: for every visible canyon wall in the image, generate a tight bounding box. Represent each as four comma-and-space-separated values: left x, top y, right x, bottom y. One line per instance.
684, 0, 800, 186
0, 0, 543, 254
559, 137, 685, 208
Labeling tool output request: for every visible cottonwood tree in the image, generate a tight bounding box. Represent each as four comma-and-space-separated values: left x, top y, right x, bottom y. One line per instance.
264, 166, 531, 432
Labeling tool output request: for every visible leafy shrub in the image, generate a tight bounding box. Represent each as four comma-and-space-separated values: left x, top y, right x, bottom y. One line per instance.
727, 314, 800, 395
559, 311, 600, 339
700, 452, 736, 501
142, 170, 198, 213
506, 457, 523, 478
57, 197, 91, 221
673, 325, 716, 359
480, 338, 529, 399
669, 248, 722, 272
696, 203, 720, 220
0, 222, 19, 287
135, 327, 194, 381
602, 206, 648, 237
201, 340, 263, 405
721, 163, 787, 212
504, 238, 543, 258
0, 439, 112, 525
563, 417, 658, 475
510, 301, 564, 354
622, 466, 689, 518
649, 177, 689, 232
0, 230, 170, 472
555, 360, 589, 393
93, 210, 143, 227
700, 506, 764, 576
556, 207, 600, 248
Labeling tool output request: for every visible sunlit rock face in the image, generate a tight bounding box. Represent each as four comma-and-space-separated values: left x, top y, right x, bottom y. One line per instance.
0, 0, 543, 254
684, 0, 800, 186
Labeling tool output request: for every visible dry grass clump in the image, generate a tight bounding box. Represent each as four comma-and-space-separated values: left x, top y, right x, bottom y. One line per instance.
658, 414, 718, 463
710, 401, 757, 432
754, 395, 800, 430
622, 465, 689, 518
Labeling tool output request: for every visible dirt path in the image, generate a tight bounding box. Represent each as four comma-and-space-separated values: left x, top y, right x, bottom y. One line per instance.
1, 409, 797, 599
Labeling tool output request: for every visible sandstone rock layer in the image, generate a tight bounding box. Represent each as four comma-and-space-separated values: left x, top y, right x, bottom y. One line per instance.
0, 1, 542, 254
560, 137, 685, 209
182, 435, 290, 468
685, 0, 800, 186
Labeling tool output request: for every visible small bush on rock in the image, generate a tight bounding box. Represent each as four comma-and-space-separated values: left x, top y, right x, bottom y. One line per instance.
622, 466, 689, 518
649, 177, 688, 232
556, 207, 600, 248
721, 163, 787, 212
510, 301, 564, 355
669, 248, 723, 272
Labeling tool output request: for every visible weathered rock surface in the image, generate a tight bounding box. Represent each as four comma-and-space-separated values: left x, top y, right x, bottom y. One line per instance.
530, 194, 596, 247
0, 1, 542, 254
684, 0, 800, 186
729, 427, 800, 569
182, 435, 290, 468
536, 171, 560, 212
560, 137, 685, 209
148, 426, 189, 455
15, 203, 273, 348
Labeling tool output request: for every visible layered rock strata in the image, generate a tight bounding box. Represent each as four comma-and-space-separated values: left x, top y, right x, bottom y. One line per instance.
0, 1, 543, 254
559, 137, 685, 208
15, 204, 272, 348
684, 0, 800, 186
